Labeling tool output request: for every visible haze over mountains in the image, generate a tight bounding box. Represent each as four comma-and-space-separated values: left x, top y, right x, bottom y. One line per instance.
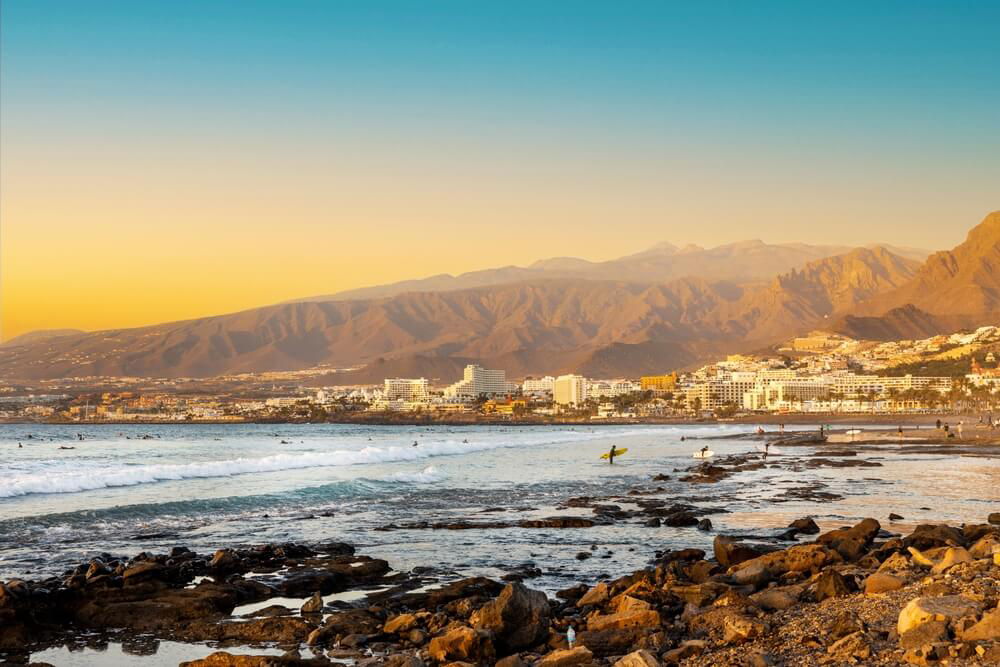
2, 213, 997, 382
297, 240, 929, 303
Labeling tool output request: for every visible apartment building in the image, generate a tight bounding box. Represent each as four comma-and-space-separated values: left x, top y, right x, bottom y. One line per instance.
444, 365, 517, 400
383, 378, 430, 401
553, 374, 587, 406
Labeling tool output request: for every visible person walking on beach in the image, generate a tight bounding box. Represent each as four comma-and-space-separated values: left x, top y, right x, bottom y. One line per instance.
958, 421, 963, 439
607, 445, 617, 465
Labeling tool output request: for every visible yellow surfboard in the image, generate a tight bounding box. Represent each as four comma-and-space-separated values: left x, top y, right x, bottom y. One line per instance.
600, 448, 628, 460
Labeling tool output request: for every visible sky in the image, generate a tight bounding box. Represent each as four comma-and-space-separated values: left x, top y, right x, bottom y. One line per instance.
1, 1, 998, 340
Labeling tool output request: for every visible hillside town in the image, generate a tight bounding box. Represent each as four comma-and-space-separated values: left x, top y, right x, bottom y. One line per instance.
2, 326, 1000, 424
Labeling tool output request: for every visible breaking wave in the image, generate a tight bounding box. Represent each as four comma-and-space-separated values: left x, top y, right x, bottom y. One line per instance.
0, 429, 630, 498
375, 465, 447, 484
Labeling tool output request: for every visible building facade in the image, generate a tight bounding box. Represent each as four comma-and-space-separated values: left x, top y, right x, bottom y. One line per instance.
444, 365, 517, 400
383, 378, 429, 401
553, 374, 587, 406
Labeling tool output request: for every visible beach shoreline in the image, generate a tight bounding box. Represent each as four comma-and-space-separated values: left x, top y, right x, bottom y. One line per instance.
2, 443, 998, 666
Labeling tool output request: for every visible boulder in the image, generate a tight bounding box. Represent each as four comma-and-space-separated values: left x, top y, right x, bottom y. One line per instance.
958, 606, 1000, 641
877, 552, 911, 573
427, 626, 495, 664
749, 587, 798, 611
713, 537, 768, 568
864, 572, 904, 595
897, 596, 982, 635
666, 583, 730, 607
576, 582, 609, 608
903, 524, 966, 550
385, 613, 420, 635
969, 533, 1000, 559
178, 652, 331, 666
729, 561, 770, 587
612, 595, 652, 614
728, 543, 838, 588
184, 617, 313, 643
587, 609, 660, 634
306, 609, 382, 646
826, 631, 871, 661
789, 517, 820, 534
577, 628, 642, 657
812, 570, 851, 601
722, 615, 766, 645
988, 512, 1000, 525
122, 561, 163, 584
663, 512, 699, 527
828, 611, 866, 640
613, 650, 660, 667
470, 582, 550, 652
300, 592, 323, 614
535, 646, 594, 667
209, 549, 239, 571
930, 546, 972, 574
963, 523, 998, 543
817, 518, 880, 561
899, 620, 948, 650
661, 640, 706, 663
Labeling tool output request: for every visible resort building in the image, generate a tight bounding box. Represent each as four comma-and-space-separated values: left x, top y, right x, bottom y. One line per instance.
444, 365, 518, 400
383, 378, 430, 402
521, 376, 556, 394
640, 373, 677, 393
553, 374, 587, 406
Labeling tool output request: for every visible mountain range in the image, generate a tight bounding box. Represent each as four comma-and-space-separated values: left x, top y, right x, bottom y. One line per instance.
2, 212, 997, 382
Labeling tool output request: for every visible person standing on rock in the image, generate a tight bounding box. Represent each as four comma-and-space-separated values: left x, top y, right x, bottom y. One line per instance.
607, 445, 617, 464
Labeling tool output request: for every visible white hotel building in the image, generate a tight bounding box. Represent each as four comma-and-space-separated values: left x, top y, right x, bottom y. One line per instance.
383, 378, 430, 402
444, 365, 518, 400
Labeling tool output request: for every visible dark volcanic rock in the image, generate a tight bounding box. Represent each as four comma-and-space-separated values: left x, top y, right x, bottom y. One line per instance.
471, 582, 551, 653
903, 523, 967, 550
788, 517, 820, 535
713, 537, 769, 568
817, 518, 880, 561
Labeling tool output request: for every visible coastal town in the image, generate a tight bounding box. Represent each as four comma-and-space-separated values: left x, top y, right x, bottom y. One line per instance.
3, 326, 999, 424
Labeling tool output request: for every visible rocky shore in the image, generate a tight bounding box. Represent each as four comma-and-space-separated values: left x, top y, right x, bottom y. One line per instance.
3, 456, 999, 667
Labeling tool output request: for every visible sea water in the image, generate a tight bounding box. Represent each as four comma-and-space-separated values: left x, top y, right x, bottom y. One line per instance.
1, 423, 996, 590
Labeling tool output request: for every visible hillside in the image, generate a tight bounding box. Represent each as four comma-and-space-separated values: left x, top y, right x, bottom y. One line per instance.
0, 244, 919, 380
834, 211, 1000, 339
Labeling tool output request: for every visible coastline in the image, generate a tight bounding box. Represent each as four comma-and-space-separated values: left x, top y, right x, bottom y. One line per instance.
0, 413, 992, 428
3, 446, 999, 666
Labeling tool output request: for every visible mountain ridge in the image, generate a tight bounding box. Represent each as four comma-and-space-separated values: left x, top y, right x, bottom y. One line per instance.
0, 243, 925, 380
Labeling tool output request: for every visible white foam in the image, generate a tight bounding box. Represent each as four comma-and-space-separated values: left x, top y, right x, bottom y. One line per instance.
0, 430, 615, 498
0, 424, 749, 498
376, 465, 446, 484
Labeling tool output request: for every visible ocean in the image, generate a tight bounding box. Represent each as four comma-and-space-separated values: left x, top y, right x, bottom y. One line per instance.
2, 422, 995, 592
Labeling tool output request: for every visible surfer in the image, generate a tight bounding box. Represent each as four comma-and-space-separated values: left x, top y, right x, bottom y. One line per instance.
762, 442, 770, 459
413, 440, 418, 447
700, 445, 710, 457
607, 445, 617, 465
